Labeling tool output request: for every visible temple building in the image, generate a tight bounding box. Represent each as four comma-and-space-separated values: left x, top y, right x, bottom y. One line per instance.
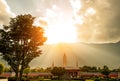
63, 53, 80, 79
51, 53, 80, 79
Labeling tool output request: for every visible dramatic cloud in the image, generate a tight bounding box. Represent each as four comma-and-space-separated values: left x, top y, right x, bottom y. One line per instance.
34, 0, 120, 43
33, 17, 48, 28
4, 0, 120, 43
0, 0, 15, 26
71, 0, 120, 43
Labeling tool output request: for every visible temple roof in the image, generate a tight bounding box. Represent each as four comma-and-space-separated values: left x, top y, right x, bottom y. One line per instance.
65, 66, 80, 71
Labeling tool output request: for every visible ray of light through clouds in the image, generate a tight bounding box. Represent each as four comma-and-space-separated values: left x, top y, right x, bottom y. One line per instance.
2, 0, 120, 68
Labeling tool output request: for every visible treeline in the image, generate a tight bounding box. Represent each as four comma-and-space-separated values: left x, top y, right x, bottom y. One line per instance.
2, 65, 120, 73
80, 65, 120, 72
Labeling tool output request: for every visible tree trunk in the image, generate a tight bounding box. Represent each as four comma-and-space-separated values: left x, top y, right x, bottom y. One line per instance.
14, 66, 20, 81
15, 71, 20, 81
19, 68, 24, 81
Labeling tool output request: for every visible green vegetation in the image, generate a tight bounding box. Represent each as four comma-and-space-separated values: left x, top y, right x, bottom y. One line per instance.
100, 65, 111, 78
51, 67, 65, 79
23, 67, 30, 78
0, 62, 4, 75
80, 66, 97, 72
31, 67, 52, 72
0, 14, 46, 81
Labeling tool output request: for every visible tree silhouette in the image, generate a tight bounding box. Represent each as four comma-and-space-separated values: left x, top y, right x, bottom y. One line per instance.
0, 14, 46, 81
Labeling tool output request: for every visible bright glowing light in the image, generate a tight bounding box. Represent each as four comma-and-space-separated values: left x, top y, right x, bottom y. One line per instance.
46, 9, 57, 18
45, 21, 77, 44
86, 7, 96, 16
41, 5, 78, 44
70, 0, 82, 11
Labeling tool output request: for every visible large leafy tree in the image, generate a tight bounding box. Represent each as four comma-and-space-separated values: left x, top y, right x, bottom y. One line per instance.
0, 14, 46, 81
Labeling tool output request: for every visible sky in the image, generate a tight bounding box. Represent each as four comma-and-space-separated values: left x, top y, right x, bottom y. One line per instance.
0, 0, 120, 69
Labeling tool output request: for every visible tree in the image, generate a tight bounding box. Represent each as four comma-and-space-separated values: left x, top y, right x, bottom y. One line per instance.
80, 66, 98, 72
0, 14, 46, 81
4, 67, 10, 72
51, 67, 65, 79
91, 66, 97, 72
80, 66, 90, 72
0, 63, 4, 75
100, 65, 111, 79
44, 67, 52, 72
23, 67, 30, 78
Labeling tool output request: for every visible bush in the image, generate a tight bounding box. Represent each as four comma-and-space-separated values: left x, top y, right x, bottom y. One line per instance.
108, 78, 117, 81
0, 76, 6, 79
8, 77, 30, 81
8, 77, 16, 81
94, 78, 100, 81
0, 63, 4, 75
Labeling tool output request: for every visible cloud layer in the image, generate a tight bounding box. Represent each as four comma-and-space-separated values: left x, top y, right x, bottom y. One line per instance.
34, 0, 120, 43
3, 0, 120, 43
0, 0, 14, 26
71, 0, 120, 43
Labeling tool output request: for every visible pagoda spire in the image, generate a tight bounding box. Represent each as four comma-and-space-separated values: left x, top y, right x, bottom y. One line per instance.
52, 61, 54, 68
63, 53, 67, 67
76, 60, 78, 67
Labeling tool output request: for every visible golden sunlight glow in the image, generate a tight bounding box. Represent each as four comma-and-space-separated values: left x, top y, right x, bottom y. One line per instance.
45, 23, 77, 44
70, 0, 82, 12
85, 7, 96, 16
35, 1, 83, 44
40, 4, 79, 44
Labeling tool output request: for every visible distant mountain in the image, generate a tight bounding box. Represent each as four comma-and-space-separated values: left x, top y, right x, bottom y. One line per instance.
1, 42, 120, 69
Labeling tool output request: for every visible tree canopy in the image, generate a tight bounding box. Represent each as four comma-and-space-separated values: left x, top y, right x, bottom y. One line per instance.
23, 67, 30, 77
100, 65, 111, 78
0, 14, 46, 81
80, 66, 97, 72
51, 67, 65, 79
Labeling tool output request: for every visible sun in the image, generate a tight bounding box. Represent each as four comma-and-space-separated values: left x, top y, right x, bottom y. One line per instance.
35, 4, 79, 44
45, 21, 77, 44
